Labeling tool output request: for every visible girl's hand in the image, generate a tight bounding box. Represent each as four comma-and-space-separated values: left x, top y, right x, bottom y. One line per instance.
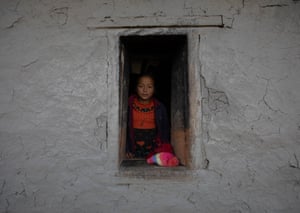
126, 152, 134, 159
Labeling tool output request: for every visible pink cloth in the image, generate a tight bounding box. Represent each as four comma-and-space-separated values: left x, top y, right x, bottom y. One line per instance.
146, 152, 179, 167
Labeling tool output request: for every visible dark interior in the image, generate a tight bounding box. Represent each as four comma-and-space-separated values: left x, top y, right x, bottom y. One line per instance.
119, 35, 189, 166
120, 35, 187, 117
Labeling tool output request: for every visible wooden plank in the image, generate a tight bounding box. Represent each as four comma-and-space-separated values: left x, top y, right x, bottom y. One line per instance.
87, 15, 223, 29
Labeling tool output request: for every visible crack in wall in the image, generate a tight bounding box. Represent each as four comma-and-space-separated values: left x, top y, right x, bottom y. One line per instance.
183, 1, 207, 16
49, 7, 69, 26
94, 114, 108, 151
225, 0, 245, 29
187, 192, 200, 212
257, 76, 285, 114
94, 35, 111, 152
21, 59, 39, 71
200, 75, 229, 114
6, 16, 23, 29
5, 198, 10, 213
261, 4, 288, 8
290, 153, 300, 169
207, 88, 229, 113
0, 180, 6, 198
200, 73, 230, 148
9, 0, 22, 12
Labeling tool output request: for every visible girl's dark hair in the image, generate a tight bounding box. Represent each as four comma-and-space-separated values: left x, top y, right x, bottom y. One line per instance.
136, 72, 156, 85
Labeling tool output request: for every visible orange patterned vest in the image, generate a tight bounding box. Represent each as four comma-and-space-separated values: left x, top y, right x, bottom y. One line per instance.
132, 98, 155, 129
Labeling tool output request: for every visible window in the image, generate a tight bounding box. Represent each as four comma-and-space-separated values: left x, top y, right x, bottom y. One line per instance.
119, 35, 190, 171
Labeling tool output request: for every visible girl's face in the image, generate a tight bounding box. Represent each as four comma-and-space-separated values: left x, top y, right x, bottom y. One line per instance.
136, 76, 154, 103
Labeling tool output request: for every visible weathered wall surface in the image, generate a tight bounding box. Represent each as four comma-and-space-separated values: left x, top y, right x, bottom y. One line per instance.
0, 0, 299, 212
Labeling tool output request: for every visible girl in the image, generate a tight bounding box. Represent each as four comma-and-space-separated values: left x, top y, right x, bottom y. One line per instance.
126, 73, 173, 159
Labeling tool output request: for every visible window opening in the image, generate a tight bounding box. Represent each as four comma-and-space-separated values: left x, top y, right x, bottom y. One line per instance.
119, 35, 189, 169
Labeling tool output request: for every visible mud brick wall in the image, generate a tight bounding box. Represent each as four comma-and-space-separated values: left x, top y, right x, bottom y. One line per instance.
0, 1, 299, 212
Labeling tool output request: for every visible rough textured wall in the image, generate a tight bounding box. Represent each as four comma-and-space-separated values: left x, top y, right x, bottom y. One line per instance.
0, 0, 299, 212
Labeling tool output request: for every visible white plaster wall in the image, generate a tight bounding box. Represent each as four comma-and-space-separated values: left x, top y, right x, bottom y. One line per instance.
0, 0, 299, 212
